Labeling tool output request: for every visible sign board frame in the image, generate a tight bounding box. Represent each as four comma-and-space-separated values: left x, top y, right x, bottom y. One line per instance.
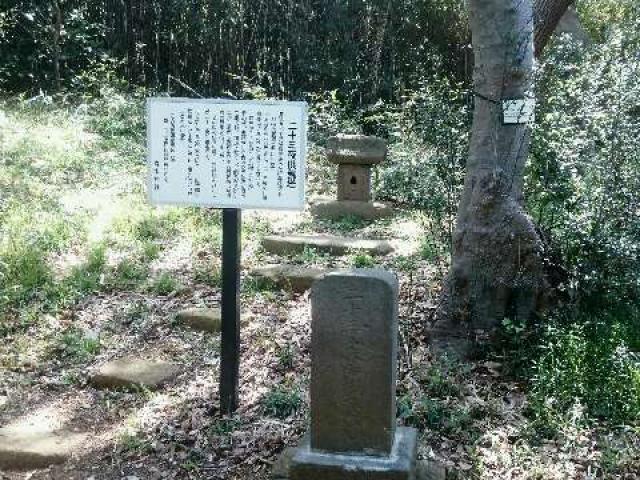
502, 97, 536, 124
146, 97, 308, 211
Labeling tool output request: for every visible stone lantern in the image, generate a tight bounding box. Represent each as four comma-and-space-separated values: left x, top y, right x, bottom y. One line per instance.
311, 134, 392, 220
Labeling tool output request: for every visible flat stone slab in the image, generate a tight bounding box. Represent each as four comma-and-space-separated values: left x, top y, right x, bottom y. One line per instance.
90, 357, 179, 390
311, 200, 393, 220
275, 448, 441, 480
262, 235, 393, 256
175, 308, 221, 333
0, 428, 87, 471
250, 265, 335, 292
327, 135, 387, 165
288, 427, 417, 480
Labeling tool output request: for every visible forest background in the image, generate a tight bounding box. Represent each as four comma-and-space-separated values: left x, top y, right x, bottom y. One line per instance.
0, 0, 639, 476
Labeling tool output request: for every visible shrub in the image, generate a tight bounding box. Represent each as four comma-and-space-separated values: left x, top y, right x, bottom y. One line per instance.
517, 10, 640, 428
529, 309, 640, 427
375, 75, 469, 239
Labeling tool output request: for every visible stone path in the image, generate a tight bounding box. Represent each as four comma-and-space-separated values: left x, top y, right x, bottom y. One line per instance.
262, 234, 394, 256
90, 357, 179, 390
0, 427, 87, 471
250, 264, 336, 292
175, 307, 222, 333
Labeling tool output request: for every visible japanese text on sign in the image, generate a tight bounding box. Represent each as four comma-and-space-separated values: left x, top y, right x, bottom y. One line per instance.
147, 98, 307, 210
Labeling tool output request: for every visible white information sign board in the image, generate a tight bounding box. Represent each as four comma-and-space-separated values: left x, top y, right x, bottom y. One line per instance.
147, 98, 307, 210
502, 98, 536, 124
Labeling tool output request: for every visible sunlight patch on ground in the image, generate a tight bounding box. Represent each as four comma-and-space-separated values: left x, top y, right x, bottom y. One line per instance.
245, 209, 307, 234
151, 236, 193, 275
0, 399, 76, 435
60, 185, 132, 243
388, 216, 423, 257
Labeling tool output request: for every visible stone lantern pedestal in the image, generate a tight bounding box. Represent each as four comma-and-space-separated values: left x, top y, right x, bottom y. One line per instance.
311, 135, 393, 220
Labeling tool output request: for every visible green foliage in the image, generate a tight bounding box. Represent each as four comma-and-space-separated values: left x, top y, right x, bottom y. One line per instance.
529, 309, 640, 429
351, 253, 375, 268
397, 395, 473, 436
275, 343, 296, 370
64, 243, 107, 295
242, 276, 279, 296
530, 21, 640, 310
578, 0, 639, 41
53, 327, 100, 361
86, 86, 146, 145
262, 384, 302, 419
0, 241, 52, 310
208, 417, 241, 437
0, 1, 107, 92
376, 75, 469, 233
515, 10, 640, 429
419, 236, 444, 262
193, 263, 221, 288
147, 272, 182, 296
108, 259, 148, 291
293, 246, 325, 265
0, 1, 470, 103
118, 431, 154, 456
325, 215, 368, 233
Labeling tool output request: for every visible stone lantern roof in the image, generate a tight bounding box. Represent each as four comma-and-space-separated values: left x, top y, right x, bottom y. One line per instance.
327, 134, 387, 165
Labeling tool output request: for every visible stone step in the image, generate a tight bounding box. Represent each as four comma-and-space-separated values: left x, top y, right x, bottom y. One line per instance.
0, 428, 87, 471
175, 308, 221, 333
311, 200, 393, 220
250, 265, 336, 292
90, 357, 179, 390
262, 234, 393, 256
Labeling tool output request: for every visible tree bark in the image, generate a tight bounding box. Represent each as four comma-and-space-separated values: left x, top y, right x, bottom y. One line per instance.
433, 0, 577, 356
534, 0, 576, 56
434, 0, 545, 355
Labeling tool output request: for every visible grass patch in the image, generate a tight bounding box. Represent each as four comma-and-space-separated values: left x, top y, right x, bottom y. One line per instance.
51, 327, 101, 361
243, 276, 280, 296
193, 263, 221, 287
117, 431, 154, 457
64, 243, 108, 294
208, 417, 241, 437
262, 384, 303, 419
275, 343, 296, 370
529, 311, 640, 430
108, 258, 148, 291
292, 246, 325, 264
351, 253, 375, 268
319, 214, 374, 233
147, 272, 182, 296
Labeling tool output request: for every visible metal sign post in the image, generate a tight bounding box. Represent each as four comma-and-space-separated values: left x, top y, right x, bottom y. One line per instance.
146, 98, 307, 415
220, 208, 241, 414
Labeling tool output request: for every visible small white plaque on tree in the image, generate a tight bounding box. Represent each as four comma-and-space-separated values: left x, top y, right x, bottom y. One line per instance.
147, 98, 307, 210
502, 98, 536, 124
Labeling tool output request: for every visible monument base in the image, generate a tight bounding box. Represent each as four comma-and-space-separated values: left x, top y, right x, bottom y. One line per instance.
311, 200, 393, 220
285, 427, 417, 480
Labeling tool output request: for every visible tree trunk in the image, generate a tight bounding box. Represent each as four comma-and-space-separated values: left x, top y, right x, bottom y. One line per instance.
51, 0, 62, 91
534, 0, 576, 56
434, 0, 576, 356
434, 0, 541, 355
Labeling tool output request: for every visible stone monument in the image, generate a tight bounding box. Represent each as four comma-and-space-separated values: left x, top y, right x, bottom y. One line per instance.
279, 269, 418, 480
311, 135, 393, 220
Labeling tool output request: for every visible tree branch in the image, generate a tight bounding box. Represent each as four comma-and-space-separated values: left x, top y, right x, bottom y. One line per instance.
534, 0, 576, 57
